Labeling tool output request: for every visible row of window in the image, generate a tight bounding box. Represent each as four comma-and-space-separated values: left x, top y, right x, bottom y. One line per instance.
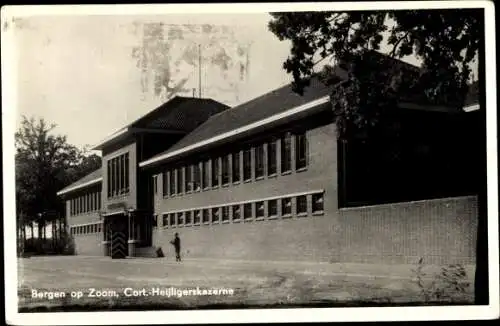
70, 222, 102, 236
107, 152, 130, 199
156, 191, 324, 229
156, 131, 307, 197
69, 191, 102, 216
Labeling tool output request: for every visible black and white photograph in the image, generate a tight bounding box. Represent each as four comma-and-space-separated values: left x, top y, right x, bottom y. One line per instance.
2, 2, 498, 324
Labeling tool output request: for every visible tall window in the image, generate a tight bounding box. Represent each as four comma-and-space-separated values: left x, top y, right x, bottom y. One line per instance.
255, 201, 265, 218
169, 169, 176, 195
185, 211, 192, 225
202, 209, 210, 223
244, 203, 252, 219
267, 139, 277, 176
163, 214, 169, 228
97, 192, 101, 210
212, 158, 220, 187
203, 160, 210, 189
282, 197, 292, 216
194, 210, 201, 224
193, 164, 201, 191
222, 206, 230, 222
186, 165, 193, 192
297, 195, 307, 215
255, 145, 264, 178
312, 193, 324, 213
163, 171, 169, 196
243, 148, 252, 181
232, 205, 241, 221
170, 213, 176, 227
212, 207, 220, 222
295, 132, 307, 170
222, 155, 230, 185
107, 152, 130, 198
268, 199, 278, 217
176, 168, 183, 194
232, 152, 240, 183
281, 133, 292, 173
153, 175, 158, 195
177, 212, 184, 226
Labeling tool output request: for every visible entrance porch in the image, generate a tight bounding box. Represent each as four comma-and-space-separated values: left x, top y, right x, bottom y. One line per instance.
101, 210, 154, 258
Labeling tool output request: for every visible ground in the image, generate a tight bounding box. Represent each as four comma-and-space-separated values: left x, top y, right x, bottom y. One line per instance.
17, 256, 475, 311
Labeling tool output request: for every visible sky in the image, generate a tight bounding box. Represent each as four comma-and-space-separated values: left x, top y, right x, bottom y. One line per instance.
13, 13, 295, 150
11, 11, 478, 152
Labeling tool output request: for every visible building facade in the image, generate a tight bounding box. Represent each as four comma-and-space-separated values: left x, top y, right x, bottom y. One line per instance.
57, 67, 481, 264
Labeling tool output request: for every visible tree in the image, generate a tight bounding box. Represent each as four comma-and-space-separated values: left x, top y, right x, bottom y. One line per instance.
15, 116, 101, 244
268, 9, 487, 304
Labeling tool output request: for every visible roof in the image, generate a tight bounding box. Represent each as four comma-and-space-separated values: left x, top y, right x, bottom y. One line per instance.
92, 96, 230, 150
57, 168, 102, 196
140, 76, 332, 168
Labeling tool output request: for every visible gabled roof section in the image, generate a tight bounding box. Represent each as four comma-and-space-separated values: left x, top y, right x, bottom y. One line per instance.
57, 168, 102, 196
92, 96, 230, 150
140, 77, 332, 168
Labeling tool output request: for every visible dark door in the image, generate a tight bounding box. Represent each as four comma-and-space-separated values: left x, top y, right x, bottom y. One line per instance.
110, 215, 128, 259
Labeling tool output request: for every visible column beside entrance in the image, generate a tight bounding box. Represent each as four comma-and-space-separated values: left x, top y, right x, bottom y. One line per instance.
102, 219, 110, 256
127, 211, 138, 257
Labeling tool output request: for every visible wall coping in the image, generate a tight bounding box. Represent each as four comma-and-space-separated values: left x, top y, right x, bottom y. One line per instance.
339, 195, 478, 212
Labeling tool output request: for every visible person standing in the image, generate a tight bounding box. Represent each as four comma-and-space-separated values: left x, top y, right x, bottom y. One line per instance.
170, 233, 181, 262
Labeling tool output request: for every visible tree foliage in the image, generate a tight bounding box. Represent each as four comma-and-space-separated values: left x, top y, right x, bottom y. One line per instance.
269, 9, 486, 305
15, 116, 102, 233
268, 9, 482, 137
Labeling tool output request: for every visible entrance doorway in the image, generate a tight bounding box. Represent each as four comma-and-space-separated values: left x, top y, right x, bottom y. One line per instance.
106, 214, 129, 258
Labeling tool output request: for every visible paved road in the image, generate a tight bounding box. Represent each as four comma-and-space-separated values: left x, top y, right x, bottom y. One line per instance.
17, 256, 475, 310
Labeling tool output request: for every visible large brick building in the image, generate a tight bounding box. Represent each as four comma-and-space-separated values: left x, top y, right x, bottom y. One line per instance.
57, 60, 481, 265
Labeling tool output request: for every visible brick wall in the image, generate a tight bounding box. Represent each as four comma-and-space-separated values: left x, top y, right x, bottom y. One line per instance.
338, 196, 478, 265
73, 232, 103, 256
152, 122, 340, 261
152, 196, 477, 264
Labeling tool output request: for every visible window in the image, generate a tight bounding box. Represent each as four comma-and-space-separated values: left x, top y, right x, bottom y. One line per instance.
268, 140, 277, 175
232, 205, 241, 221
194, 210, 201, 224
295, 132, 307, 170
186, 165, 193, 192
232, 152, 240, 183
222, 155, 230, 185
153, 175, 158, 195
312, 193, 324, 213
244, 203, 252, 220
170, 213, 176, 227
193, 164, 201, 191
202, 209, 210, 223
185, 211, 192, 225
243, 148, 252, 181
212, 158, 220, 187
255, 145, 264, 179
163, 214, 169, 228
222, 206, 230, 222
203, 160, 210, 189
268, 199, 278, 217
152, 215, 158, 228
211, 207, 220, 223
176, 168, 183, 194
282, 197, 292, 216
255, 201, 265, 219
281, 133, 292, 173
177, 212, 184, 226
297, 195, 307, 215
163, 171, 169, 196
97, 192, 101, 210
169, 169, 176, 195
107, 153, 130, 198
98, 223, 102, 232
